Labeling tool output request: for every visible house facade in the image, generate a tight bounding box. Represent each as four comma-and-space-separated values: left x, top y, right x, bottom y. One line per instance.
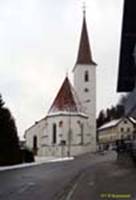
25, 10, 97, 157
98, 117, 136, 149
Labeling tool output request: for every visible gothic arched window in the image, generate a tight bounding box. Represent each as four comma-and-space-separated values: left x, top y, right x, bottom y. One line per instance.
59, 121, 63, 127
33, 135, 37, 149
84, 71, 89, 82
52, 123, 57, 144
33, 135, 38, 155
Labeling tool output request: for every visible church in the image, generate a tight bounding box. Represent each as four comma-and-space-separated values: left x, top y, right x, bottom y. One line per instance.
25, 10, 97, 157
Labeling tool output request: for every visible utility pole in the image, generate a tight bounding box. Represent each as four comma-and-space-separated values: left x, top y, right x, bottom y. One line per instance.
68, 111, 72, 157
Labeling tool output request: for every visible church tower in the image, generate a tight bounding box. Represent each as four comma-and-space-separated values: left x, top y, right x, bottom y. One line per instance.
25, 7, 97, 157
73, 9, 97, 150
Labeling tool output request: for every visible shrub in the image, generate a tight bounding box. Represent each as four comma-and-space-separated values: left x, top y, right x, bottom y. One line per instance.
21, 148, 35, 163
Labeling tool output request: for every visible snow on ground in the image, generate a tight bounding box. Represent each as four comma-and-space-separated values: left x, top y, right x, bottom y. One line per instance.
0, 157, 74, 172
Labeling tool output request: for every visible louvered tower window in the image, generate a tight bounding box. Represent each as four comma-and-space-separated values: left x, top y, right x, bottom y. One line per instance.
84, 71, 89, 82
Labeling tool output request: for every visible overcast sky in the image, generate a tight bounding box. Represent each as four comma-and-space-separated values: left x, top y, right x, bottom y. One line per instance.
0, 0, 124, 138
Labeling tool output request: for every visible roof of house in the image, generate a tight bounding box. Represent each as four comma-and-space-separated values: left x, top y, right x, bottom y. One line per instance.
129, 117, 136, 124
74, 13, 96, 67
98, 119, 121, 131
48, 76, 85, 115
98, 116, 136, 131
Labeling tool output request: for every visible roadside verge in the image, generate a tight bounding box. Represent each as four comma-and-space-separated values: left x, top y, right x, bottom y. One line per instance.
0, 157, 74, 172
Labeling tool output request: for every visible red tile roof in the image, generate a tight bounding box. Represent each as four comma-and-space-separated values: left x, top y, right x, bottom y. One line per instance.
48, 77, 84, 114
76, 15, 96, 65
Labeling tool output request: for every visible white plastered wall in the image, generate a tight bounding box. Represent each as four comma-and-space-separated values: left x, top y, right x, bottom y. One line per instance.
25, 118, 46, 152
42, 114, 91, 146
25, 113, 94, 156
73, 64, 96, 151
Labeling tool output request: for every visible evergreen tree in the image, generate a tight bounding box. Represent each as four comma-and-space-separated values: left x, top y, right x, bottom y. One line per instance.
105, 108, 112, 122
97, 104, 125, 129
110, 106, 117, 120
97, 110, 105, 128
0, 94, 21, 166
115, 105, 125, 118
0, 94, 4, 108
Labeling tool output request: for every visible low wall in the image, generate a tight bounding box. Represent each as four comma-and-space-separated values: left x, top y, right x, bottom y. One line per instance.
38, 144, 96, 157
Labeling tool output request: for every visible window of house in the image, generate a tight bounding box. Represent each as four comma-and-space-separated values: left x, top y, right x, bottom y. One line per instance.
124, 120, 127, 124
120, 127, 124, 132
121, 135, 124, 139
59, 121, 63, 127
84, 71, 89, 82
126, 135, 131, 140
127, 127, 130, 132
52, 123, 57, 144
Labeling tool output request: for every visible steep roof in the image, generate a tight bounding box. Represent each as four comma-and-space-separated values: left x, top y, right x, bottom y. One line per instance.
98, 119, 121, 131
98, 117, 136, 131
48, 77, 85, 115
128, 117, 136, 124
75, 14, 96, 66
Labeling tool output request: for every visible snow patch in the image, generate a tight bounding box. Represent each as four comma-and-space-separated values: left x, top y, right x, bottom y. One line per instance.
0, 157, 74, 172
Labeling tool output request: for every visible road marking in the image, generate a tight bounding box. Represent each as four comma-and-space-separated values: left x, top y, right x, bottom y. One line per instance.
65, 182, 78, 200
64, 172, 85, 200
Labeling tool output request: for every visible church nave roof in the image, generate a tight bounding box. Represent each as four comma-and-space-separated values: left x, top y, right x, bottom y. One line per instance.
48, 77, 85, 115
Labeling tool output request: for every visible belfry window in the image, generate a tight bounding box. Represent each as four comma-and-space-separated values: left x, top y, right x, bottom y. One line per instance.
52, 123, 57, 144
84, 71, 89, 82
84, 88, 89, 92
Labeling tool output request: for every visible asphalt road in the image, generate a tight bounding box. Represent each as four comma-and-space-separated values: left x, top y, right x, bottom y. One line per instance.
68, 158, 136, 200
0, 151, 135, 200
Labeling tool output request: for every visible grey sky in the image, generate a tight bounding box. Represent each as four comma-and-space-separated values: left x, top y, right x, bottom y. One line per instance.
0, 0, 124, 138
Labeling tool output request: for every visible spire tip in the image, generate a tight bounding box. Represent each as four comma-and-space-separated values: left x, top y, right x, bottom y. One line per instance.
66, 69, 69, 77
82, 2, 86, 17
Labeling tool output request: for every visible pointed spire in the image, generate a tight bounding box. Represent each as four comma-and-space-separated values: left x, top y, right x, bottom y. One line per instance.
76, 7, 96, 65
48, 77, 84, 114
83, 2, 86, 18
66, 68, 69, 78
